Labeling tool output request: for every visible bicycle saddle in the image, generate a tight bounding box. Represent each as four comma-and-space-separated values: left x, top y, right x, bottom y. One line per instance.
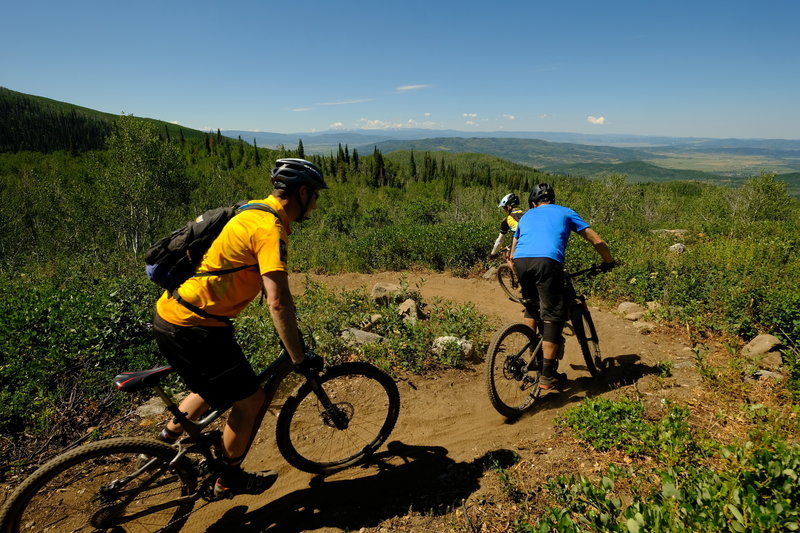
114, 366, 174, 393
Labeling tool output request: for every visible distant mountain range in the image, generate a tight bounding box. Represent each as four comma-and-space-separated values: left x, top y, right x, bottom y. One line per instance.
2, 86, 797, 194
224, 128, 800, 189
224, 128, 800, 151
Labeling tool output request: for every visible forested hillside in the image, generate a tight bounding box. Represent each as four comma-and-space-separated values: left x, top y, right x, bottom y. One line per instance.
0, 87, 210, 153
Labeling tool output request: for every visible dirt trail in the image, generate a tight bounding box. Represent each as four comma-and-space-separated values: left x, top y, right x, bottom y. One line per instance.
180, 271, 700, 532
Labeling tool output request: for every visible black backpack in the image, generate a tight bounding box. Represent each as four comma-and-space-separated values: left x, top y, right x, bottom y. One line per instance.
145, 200, 278, 294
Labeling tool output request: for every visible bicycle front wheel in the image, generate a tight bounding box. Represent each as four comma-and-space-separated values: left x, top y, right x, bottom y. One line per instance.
484, 322, 542, 418
572, 304, 604, 377
0, 437, 197, 533
276, 362, 400, 475
497, 264, 522, 301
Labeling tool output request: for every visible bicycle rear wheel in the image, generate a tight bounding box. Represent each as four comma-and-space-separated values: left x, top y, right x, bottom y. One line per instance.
0, 437, 197, 533
571, 304, 604, 377
276, 362, 400, 475
484, 323, 542, 418
497, 264, 522, 301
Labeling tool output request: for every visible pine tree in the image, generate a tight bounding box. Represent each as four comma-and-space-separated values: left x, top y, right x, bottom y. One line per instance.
297, 139, 305, 159
372, 146, 385, 187
253, 138, 261, 166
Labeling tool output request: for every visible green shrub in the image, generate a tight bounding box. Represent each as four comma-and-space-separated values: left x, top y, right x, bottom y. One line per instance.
535, 399, 800, 532
0, 274, 161, 452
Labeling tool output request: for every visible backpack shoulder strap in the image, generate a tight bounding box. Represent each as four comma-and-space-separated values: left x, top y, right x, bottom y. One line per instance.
171, 202, 282, 324
236, 202, 280, 220
171, 291, 232, 325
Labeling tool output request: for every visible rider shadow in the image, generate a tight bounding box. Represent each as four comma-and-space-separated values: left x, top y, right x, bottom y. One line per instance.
207, 441, 519, 533
512, 353, 663, 421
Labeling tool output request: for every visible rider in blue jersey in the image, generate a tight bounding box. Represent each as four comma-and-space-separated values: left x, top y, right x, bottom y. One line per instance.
509, 183, 614, 389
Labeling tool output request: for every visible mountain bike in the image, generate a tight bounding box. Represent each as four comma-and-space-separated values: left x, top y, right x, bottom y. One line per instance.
0, 337, 400, 532
485, 265, 605, 418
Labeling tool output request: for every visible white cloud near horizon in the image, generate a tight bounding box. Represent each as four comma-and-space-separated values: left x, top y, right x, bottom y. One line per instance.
329, 122, 345, 129
463, 113, 477, 118
395, 84, 431, 92
465, 120, 478, 126
318, 98, 372, 106
503, 114, 515, 120
587, 115, 606, 124
357, 117, 438, 130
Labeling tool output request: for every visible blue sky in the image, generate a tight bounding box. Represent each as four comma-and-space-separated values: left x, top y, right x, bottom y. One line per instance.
2, 1, 798, 139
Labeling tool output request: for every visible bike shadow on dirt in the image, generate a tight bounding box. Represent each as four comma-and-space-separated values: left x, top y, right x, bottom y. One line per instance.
205, 441, 519, 533
510, 353, 663, 422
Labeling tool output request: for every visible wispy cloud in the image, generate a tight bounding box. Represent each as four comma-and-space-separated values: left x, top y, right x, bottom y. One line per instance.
587, 115, 606, 125
465, 120, 478, 126
463, 113, 478, 118
329, 122, 345, 129
318, 98, 372, 106
292, 107, 313, 112
395, 84, 431, 92
503, 114, 515, 120
357, 117, 436, 130
424, 112, 431, 117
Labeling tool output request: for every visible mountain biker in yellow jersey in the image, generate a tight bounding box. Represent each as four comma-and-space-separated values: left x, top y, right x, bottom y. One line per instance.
508, 183, 614, 390
489, 193, 524, 258
151, 158, 327, 499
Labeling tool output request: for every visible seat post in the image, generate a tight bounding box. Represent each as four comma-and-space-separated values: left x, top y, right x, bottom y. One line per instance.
152, 385, 184, 421
152, 384, 205, 437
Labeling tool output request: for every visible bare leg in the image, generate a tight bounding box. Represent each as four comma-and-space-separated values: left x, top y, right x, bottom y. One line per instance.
166, 393, 209, 434
524, 317, 537, 332
222, 388, 268, 463
542, 340, 559, 362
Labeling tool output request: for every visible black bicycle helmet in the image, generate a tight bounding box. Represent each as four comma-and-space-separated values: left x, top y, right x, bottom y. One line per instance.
498, 193, 520, 208
528, 183, 555, 205
271, 158, 328, 191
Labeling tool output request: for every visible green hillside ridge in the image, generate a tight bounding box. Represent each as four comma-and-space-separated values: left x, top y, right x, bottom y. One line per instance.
553, 160, 723, 182
373, 136, 652, 166
0, 87, 213, 153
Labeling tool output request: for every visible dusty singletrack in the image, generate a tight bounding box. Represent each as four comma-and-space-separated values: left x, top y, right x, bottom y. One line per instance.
170, 271, 700, 532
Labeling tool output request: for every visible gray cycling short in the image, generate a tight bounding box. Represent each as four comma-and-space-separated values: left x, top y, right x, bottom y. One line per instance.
152, 313, 260, 408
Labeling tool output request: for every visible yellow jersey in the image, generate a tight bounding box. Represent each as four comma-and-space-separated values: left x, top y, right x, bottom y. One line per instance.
156, 195, 290, 327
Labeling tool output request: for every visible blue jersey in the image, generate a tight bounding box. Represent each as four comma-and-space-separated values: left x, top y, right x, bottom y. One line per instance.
513, 204, 590, 263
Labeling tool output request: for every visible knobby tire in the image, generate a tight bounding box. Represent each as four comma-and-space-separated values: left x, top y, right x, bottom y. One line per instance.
497, 264, 522, 301
484, 323, 542, 418
571, 304, 604, 377
0, 437, 197, 533
276, 362, 400, 475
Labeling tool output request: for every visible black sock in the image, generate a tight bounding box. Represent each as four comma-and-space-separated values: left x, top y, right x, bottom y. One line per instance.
159, 428, 182, 443
542, 359, 556, 378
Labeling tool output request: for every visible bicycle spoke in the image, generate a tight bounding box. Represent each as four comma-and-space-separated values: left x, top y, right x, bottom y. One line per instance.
276, 362, 399, 474
485, 323, 541, 417
2, 439, 196, 533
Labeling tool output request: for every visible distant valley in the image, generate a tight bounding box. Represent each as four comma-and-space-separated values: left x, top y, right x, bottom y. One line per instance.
224, 128, 800, 195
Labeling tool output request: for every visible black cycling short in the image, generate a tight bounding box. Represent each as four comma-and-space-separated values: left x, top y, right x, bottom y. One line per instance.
152, 313, 260, 408
513, 257, 568, 323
